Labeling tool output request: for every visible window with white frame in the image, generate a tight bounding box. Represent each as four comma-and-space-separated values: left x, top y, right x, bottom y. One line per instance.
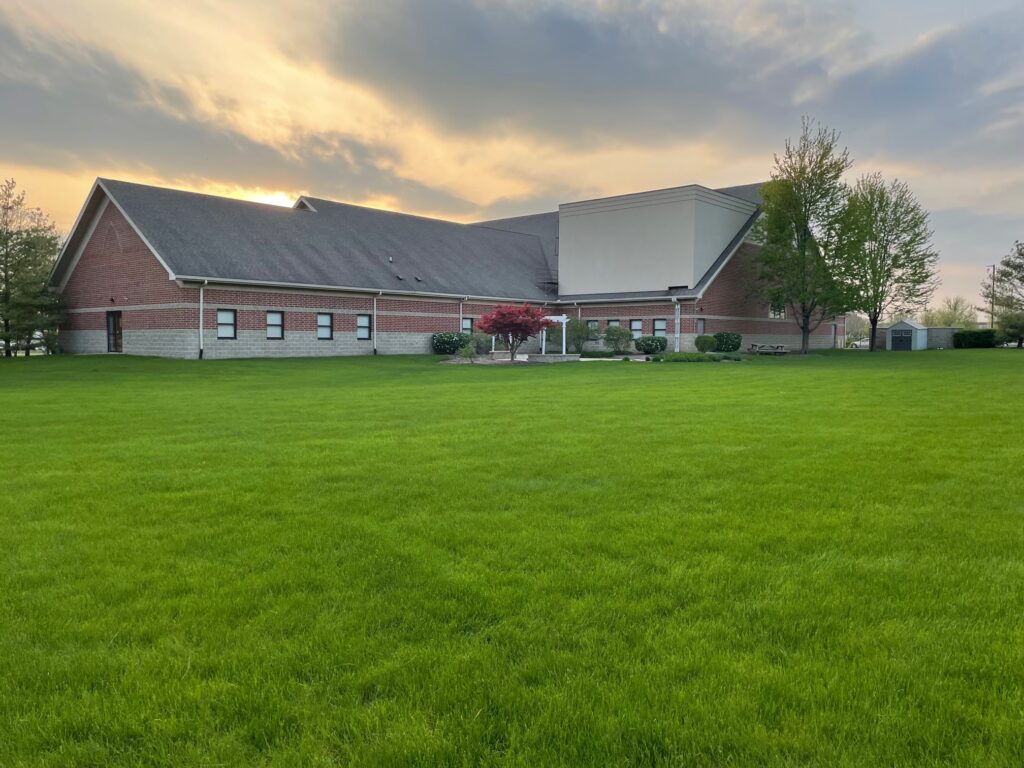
356, 314, 372, 340
216, 309, 236, 339
696, 318, 705, 336
317, 313, 333, 340
266, 311, 284, 339
606, 319, 620, 327
461, 317, 473, 333
586, 319, 598, 332
769, 302, 786, 319
653, 319, 667, 338
630, 319, 643, 339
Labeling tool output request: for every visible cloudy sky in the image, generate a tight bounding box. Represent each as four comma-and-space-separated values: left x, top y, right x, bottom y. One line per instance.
1, 0, 1021, 302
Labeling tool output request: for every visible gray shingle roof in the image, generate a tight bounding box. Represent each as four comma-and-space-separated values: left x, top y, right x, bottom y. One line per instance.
94, 179, 558, 300
715, 183, 766, 206
54, 178, 765, 303
472, 212, 559, 274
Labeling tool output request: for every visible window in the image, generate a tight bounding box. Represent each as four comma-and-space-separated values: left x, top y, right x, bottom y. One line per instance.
461, 317, 473, 333
216, 309, 236, 339
356, 314, 372, 340
696, 318, 706, 336
653, 319, 667, 338
769, 302, 786, 319
586, 319, 599, 332
266, 311, 284, 339
630, 319, 643, 339
317, 313, 333, 340
606, 319, 620, 327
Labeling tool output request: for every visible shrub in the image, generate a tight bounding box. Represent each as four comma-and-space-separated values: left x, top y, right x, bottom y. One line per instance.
709, 352, 742, 362
695, 335, 718, 352
663, 352, 720, 363
470, 331, 493, 354
603, 325, 635, 354
952, 329, 998, 348
457, 343, 477, 360
431, 331, 470, 354
713, 332, 742, 353
634, 335, 667, 354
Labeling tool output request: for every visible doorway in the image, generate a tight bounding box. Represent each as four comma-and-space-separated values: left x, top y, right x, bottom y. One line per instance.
106, 311, 123, 353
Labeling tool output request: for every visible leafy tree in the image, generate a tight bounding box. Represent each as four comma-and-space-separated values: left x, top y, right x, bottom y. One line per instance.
839, 174, 938, 351
0, 179, 62, 357
999, 311, 1024, 349
602, 324, 634, 354
476, 304, 552, 360
565, 317, 598, 354
981, 241, 1024, 323
921, 296, 978, 329
753, 119, 853, 353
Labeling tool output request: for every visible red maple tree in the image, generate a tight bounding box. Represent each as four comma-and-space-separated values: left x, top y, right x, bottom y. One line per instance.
476, 304, 553, 361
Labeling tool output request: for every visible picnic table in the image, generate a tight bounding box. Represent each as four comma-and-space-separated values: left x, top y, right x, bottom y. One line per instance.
748, 343, 788, 355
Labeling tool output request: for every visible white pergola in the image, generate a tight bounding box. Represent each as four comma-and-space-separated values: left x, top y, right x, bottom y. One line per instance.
540, 314, 570, 355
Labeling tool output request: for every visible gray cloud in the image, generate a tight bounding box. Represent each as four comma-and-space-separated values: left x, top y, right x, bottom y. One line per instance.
0, 16, 475, 215
815, 8, 1024, 169
321, 0, 862, 150
320, 0, 1023, 174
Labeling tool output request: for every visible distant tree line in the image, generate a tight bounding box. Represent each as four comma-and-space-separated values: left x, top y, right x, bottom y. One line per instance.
0, 179, 64, 356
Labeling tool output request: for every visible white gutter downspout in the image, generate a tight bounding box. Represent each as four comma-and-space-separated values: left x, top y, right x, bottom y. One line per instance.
198, 280, 208, 359
672, 297, 681, 353
373, 292, 381, 354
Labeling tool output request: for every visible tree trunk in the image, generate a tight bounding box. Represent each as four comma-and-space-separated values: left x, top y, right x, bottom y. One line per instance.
2, 317, 10, 358
868, 317, 879, 352
800, 323, 810, 354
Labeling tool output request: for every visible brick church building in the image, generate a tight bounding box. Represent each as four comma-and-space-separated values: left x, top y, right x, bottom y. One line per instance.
50, 178, 844, 358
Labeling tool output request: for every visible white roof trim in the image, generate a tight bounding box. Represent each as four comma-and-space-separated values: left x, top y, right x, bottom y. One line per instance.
54, 196, 109, 292
96, 179, 176, 280
695, 211, 761, 300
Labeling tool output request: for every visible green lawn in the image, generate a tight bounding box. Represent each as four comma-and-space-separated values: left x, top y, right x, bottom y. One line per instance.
2, 351, 1022, 766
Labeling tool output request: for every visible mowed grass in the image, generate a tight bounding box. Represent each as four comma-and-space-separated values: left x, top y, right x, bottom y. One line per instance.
1, 351, 1023, 767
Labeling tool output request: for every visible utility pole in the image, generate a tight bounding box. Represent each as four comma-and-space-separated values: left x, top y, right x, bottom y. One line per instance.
988, 264, 996, 328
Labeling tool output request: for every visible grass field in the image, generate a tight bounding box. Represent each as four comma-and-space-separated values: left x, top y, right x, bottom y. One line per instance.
2, 350, 1023, 766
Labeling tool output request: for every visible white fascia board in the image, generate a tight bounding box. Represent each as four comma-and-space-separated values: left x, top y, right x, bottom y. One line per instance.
50, 179, 103, 288
695, 210, 761, 300
54, 196, 110, 292
173, 275, 550, 304
95, 179, 177, 280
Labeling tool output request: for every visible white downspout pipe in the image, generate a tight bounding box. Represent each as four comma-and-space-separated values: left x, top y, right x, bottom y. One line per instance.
672, 297, 680, 353
459, 299, 465, 331
198, 280, 207, 359
373, 292, 381, 354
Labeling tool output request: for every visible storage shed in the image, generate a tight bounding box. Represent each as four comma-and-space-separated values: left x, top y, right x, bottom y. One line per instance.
887, 319, 928, 351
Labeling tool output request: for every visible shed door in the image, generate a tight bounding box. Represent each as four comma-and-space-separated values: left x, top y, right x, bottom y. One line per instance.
892, 329, 912, 351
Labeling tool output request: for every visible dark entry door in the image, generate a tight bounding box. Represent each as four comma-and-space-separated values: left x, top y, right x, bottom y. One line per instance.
891, 329, 912, 351
106, 311, 123, 352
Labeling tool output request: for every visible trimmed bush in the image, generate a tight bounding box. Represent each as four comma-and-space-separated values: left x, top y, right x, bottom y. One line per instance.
663, 352, 720, 363
431, 332, 470, 354
713, 332, 742, 353
470, 331, 493, 354
695, 335, 718, 352
603, 325, 635, 354
457, 343, 477, 360
953, 329, 998, 349
634, 335, 668, 354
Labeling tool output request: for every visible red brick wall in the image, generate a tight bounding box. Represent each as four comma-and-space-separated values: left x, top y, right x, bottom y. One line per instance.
62, 202, 192, 312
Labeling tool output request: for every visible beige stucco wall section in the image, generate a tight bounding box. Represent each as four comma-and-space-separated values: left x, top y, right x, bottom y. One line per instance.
557, 186, 756, 295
